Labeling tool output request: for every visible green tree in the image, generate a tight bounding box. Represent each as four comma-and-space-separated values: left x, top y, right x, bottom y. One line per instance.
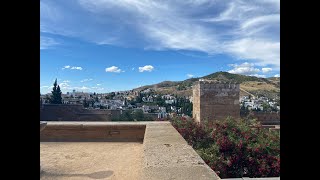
133, 109, 145, 121
83, 98, 89, 108
49, 79, 62, 104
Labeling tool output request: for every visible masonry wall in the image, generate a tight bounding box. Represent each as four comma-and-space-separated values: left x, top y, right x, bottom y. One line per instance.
40, 104, 121, 121
40, 123, 146, 142
251, 111, 280, 125
193, 81, 240, 123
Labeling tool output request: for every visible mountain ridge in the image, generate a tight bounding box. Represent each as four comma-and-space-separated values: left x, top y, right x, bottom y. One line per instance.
133, 72, 280, 99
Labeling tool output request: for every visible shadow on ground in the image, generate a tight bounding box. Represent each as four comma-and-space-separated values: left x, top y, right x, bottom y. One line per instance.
40, 170, 114, 179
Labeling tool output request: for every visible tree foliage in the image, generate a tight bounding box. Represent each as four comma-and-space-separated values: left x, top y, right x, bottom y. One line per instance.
170, 117, 280, 178
49, 79, 62, 104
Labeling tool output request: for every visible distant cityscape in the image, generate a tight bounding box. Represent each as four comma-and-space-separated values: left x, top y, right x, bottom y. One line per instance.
40, 87, 279, 120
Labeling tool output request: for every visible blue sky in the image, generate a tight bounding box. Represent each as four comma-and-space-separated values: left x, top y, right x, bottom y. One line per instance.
40, 0, 280, 94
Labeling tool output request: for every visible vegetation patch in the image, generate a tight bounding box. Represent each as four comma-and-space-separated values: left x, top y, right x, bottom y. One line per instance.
170, 117, 280, 178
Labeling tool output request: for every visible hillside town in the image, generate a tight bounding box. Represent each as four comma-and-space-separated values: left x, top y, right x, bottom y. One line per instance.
41, 86, 279, 121
41, 88, 193, 119
240, 95, 280, 112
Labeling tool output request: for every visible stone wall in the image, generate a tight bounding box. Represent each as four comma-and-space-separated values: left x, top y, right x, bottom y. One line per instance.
40, 104, 121, 121
40, 122, 146, 142
193, 81, 240, 123
251, 112, 280, 125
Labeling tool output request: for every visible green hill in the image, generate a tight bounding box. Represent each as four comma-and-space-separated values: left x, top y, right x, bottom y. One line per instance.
133, 72, 280, 99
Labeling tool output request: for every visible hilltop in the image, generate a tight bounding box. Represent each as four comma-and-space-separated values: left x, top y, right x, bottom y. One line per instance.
133, 72, 280, 99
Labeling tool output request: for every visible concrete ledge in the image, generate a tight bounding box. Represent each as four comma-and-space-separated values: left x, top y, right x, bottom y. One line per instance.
142, 122, 220, 180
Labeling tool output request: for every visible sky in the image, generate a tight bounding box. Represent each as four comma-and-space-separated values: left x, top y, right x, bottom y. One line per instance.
40, 0, 280, 94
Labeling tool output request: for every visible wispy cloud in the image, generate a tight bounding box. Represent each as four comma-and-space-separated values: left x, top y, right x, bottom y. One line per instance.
80, 78, 93, 82
40, 36, 59, 49
105, 66, 122, 73
62, 65, 70, 69
61, 86, 90, 91
262, 68, 272, 73
62, 65, 83, 70
274, 74, 280, 77
91, 86, 104, 91
59, 82, 70, 88
41, 0, 279, 67
228, 62, 272, 78
41, 82, 105, 93
228, 62, 260, 75
225, 38, 279, 67
139, 65, 154, 72
71, 67, 83, 70
249, 74, 266, 78
187, 74, 194, 78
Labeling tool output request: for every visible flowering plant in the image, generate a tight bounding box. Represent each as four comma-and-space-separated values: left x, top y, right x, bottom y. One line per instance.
170, 117, 280, 178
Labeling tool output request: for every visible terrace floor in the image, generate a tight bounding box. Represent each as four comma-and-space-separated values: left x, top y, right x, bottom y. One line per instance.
40, 121, 221, 180
40, 142, 143, 180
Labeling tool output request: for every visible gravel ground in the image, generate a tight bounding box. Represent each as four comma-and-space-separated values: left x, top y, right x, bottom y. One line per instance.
40, 142, 143, 180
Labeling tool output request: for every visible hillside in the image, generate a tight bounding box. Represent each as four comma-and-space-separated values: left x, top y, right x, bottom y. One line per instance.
133, 72, 280, 99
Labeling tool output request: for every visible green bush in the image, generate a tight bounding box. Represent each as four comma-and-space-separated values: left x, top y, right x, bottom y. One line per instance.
170, 117, 280, 178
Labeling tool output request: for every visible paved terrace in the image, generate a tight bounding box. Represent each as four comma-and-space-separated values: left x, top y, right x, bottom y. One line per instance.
40, 121, 220, 180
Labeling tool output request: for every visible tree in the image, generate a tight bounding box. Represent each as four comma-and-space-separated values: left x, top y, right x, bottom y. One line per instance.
133, 109, 145, 121
83, 98, 89, 108
49, 79, 62, 104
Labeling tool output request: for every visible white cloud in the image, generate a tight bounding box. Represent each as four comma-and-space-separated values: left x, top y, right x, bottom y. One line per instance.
80, 78, 93, 82
91, 86, 104, 91
139, 65, 154, 72
274, 74, 280, 77
79, 86, 90, 90
105, 66, 122, 73
40, 36, 58, 49
241, 14, 280, 30
41, 0, 279, 67
41, 84, 105, 93
61, 86, 90, 91
71, 66, 83, 70
228, 62, 260, 75
62, 65, 70, 69
187, 74, 194, 78
262, 68, 272, 73
59, 82, 70, 88
225, 38, 280, 67
62, 65, 83, 70
97, 84, 101, 86
249, 74, 266, 78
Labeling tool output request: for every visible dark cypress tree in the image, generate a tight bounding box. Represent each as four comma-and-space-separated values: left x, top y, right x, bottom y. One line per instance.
50, 79, 62, 104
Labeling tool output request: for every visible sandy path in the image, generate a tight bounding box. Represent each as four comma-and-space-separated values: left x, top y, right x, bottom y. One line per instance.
40, 142, 143, 180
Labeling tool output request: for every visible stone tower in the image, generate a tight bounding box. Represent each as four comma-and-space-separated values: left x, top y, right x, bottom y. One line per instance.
192, 80, 240, 123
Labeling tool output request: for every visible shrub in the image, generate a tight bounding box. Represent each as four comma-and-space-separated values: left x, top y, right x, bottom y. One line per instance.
170, 117, 280, 178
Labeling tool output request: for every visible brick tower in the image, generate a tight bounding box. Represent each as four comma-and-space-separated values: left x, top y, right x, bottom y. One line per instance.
192, 80, 240, 123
